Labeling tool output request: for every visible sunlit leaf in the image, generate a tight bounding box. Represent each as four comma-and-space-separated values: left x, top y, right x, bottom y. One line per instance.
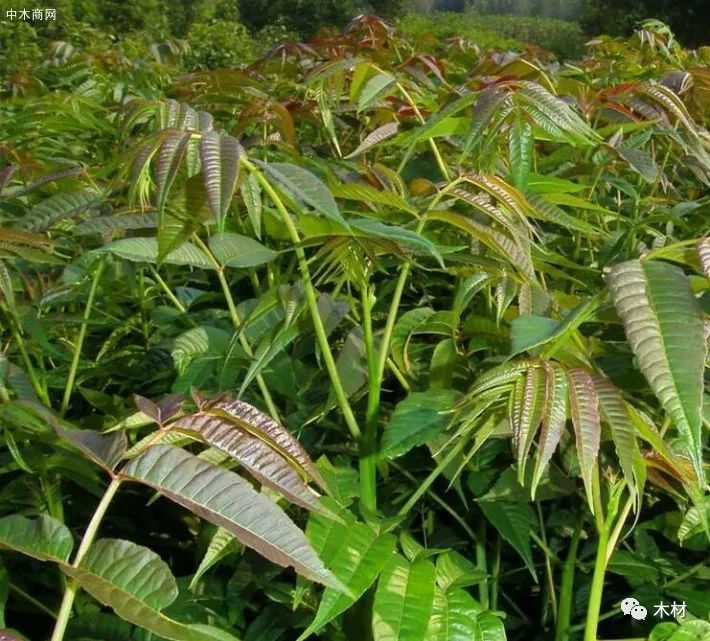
608, 259, 705, 482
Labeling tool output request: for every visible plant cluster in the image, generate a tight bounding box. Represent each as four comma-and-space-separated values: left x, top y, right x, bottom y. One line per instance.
0, 12, 708, 641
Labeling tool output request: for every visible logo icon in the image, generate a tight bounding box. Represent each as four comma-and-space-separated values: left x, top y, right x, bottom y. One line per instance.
630, 605, 648, 620
620, 597, 639, 615
620, 598, 647, 620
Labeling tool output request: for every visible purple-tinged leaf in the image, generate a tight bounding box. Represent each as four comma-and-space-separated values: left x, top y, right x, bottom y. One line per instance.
567, 368, 601, 512
171, 411, 336, 519
531, 362, 568, 498
205, 396, 327, 491
200, 132, 240, 221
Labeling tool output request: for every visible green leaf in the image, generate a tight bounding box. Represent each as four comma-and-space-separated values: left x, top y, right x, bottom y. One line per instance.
372, 554, 437, 641
189, 527, 239, 590
200, 132, 240, 221
346, 122, 399, 158
510, 315, 559, 355
511, 295, 601, 357
241, 173, 263, 239
508, 119, 533, 191
566, 368, 601, 512
330, 183, 417, 215
678, 497, 710, 542
257, 162, 343, 223
594, 376, 641, 505
298, 505, 396, 640
0, 261, 15, 314
435, 551, 487, 591
209, 232, 277, 268
426, 588, 485, 641
64, 539, 236, 641
0, 514, 73, 562
542, 192, 615, 217
357, 73, 396, 112
381, 390, 461, 460
608, 259, 706, 483
526, 174, 585, 194
21, 189, 101, 231
617, 145, 659, 183
74, 212, 158, 235
474, 612, 507, 641
391, 308, 435, 376
171, 326, 231, 375
348, 219, 443, 265
98, 238, 212, 269
123, 445, 340, 589
477, 500, 535, 577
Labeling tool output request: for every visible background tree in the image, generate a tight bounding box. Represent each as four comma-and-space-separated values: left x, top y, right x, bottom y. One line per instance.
580, 0, 707, 46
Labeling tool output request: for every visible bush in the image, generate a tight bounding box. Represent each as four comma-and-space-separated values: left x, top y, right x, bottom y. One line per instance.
398, 12, 521, 51
0, 20, 43, 79
399, 11, 586, 58
474, 13, 587, 58
184, 20, 254, 69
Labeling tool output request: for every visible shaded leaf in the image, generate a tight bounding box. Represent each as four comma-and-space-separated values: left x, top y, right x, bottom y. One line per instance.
98, 238, 212, 269
476, 500, 535, 578
64, 539, 236, 641
189, 527, 239, 590
380, 390, 461, 460
123, 445, 340, 588
0, 514, 73, 562
257, 162, 343, 223
209, 233, 277, 268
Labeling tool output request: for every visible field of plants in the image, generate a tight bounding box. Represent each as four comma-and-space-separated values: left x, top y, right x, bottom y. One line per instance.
0, 8, 708, 641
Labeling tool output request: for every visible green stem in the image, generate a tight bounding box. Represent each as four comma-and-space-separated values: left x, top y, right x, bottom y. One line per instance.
149, 266, 189, 315
555, 513, 584, 641
9, 581, 58, 618
476, 520, 489, 609
360, 285, 379, 511
583, 524, 610, 641
490, 535, 501, 611
2, 304, 49, 405
537, 501, 558, 621
396, 438, 466, 519
244, 160, 362, 444
61, 260, 105, 416
391, 461, 475, 542
50, 476, 122, 641
395, 82, 449, 181
191, 235, 281, 423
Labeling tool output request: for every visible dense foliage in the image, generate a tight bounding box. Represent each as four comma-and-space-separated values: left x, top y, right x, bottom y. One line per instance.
0, 10, 708, 641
